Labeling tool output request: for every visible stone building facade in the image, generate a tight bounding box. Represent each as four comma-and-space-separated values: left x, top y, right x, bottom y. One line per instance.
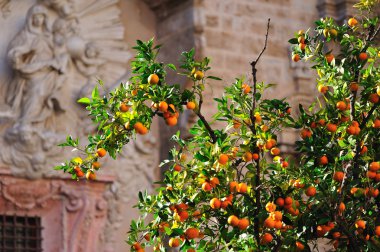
0, 0, 355, 251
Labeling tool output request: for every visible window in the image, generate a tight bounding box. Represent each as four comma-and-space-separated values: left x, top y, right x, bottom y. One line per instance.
0, 215, 43, 252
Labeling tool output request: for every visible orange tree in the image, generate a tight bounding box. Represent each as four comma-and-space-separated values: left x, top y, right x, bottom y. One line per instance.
55, 1, 380, 251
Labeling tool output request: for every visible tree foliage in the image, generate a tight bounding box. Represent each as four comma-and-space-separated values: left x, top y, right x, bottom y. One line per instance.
56, 1, 380, 251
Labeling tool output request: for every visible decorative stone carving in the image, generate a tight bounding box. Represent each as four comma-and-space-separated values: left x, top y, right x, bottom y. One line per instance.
0, 0, 131, 179
0, 0, 11, 18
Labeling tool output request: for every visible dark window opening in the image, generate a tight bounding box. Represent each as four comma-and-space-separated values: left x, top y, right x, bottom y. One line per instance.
0, 215, 43, 252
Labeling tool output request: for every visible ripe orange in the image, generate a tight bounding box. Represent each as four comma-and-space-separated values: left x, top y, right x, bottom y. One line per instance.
355, 220, 366, 229
336, 101, 347, 111
298, 36, 305, 43
300, 128, 312, 139
194, 70, 204, 80
132, 242, 142, 250
243, 152, 253, 162
178, 211, 189, 222
338, 202, 345, 212
187, 248, 196, 252
284, 197, 293, 205
144, 233, 151, 241
119, 103, 130, 112
148, 73, 159, 85
238, 218, 250, 230
238, 183, 248, 193
295, 241, 305, 251
186, 101, 196, 110
333, 171, 344, 182
97, 148, 106, 158
252, 153, 259, 160
276, 197, 284, 207
265, 202, 277, 212
325, 53, 334, 63
218, 154, 229, 165
360, 145, 368, 155
305, 186, 316, 197
359, 52, 368, 61
86, 171, 96, 180
272, 211, 283, 221
281, 160, 289, 168
202, 182, 212, 191
242, 83, 251, 94
299, 43, 306, 51
158, 101, 168, 112
260, 233, 273, 245
369, 93, 380, 103
367, 171, 376, 179
319, 155, 328, 165
166, 116, 178, 126
229, 181, 238, 192
348, 17, 358, 27
210, 177, 220, 187
326, 123, 337, 133
292, 54, 300, 62
375, 226, 380, 236
318, 85, 328, 94
368, 188, 379, 197
340, 115, 350, 122
192, 210, 201, 219
264, 217, 275, 228
228, 215, 240, 227
270, 147, 280, 156
185, 228, 199, 239
174, 164, 181, 172
373, 118, 380, 128
210, 198, 221, 209
332, 232, 341, 239
92, 161, 101, 169
75, 168, 84, 178
168, 237, 180, 247
221, 200, 232, 209
233, 120, 241, 129
134, 122, 148, 135
350, 82, 359, 92
370, 162, 380, 172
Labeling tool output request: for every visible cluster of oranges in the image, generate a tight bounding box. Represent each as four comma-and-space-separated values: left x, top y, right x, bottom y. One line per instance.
227, 215, 250, 230
264, 202, 283, 230
366, 161, 380, 181
73, 148, 107, 180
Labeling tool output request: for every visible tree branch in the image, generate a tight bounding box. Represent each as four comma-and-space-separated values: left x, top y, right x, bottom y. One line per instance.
196, 93, 217, 143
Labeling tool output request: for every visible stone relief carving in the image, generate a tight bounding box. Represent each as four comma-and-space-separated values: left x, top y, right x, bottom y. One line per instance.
0, 0, 131, 179
0, 0, 11, 18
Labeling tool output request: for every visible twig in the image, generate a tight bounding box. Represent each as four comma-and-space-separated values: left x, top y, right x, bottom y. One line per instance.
196, 92, 217, 143
249, 18, 271, 246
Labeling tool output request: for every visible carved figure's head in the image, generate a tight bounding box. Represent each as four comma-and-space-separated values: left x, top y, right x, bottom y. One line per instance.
26, 4, 49, 33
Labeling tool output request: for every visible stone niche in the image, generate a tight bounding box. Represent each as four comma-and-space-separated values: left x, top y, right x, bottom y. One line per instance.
0, 173, 111, 252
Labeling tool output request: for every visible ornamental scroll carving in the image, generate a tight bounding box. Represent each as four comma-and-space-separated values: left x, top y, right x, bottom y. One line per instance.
0, 0, 131, 178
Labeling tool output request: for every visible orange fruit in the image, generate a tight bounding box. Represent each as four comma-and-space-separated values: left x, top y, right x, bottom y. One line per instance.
92, 161, 101, 169
185, 228, 199, 239
260, 233, 273, 245
97, 148, 107, 158
166, 116, 178, 126
202, 182, 212, 191
264, 217, 275, 228
238, 183, 248, 193
243, 152, 253, 162
299, 43, 306, 51
326, 123, 337, 133
270, 147, 280, 156
226, 194, 233, 202
355, 220, 366, 229
229, 181, 238, 192
187, 248, 196, 252
86, 171, 96, 180
272, 211, 283, 221
319, 155, 328, 165
252, 153, 259, 160
158, 101, 168, 112
348, 17, 358, 27
233, 120, 241, 129
134, 122, 148, 135
369, 162, 380, 172
295, 241, 305, 251
148, 74, 159, 85
373, 118, 380, 128
158, 222, 169, 232
238, 218, 250, 230
336, 101, 347, 111
178, 211, 189, 222
292, 54, 300, 62
333, 171, 344, 182
228, 215, 240, 227
359, 52, 368, 61
218, 154, 229, 165
300, 128, 312, 139
144, 233, 151, 241
325, 53, 334, 63
276, 198, 284, 207
242, 83, 251, 94
119, 103, 130, 112
350, 82, 359, 92
210, 198, 221, 209
168, 237, 180, 247
192, 210, 201, 219
132, 242, 142, 250
305, 186, 316, 197
376, 173, 380, 182
265, 202, 277, 212
174, 164, 181, 172
360, 145, 368, 155
281, 161, 289, 168
284, 197, 293, 205
210, 177, 220, 187
340, 116, 350, 122
368, 188, 379, 197
75, 169, 84, 178
332, 232, 341, 239
318, 85, 328, 94
369, 93, 380, 103
298, 36, 305, 43
186, 101, 196, 110
375, 226, 380, 236
221, 200, 232, 209
194, 70, 204, 80
367, 171, 376, 179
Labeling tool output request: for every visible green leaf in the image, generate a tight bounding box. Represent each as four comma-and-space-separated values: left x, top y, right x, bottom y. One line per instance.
77, 97, 91, 105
